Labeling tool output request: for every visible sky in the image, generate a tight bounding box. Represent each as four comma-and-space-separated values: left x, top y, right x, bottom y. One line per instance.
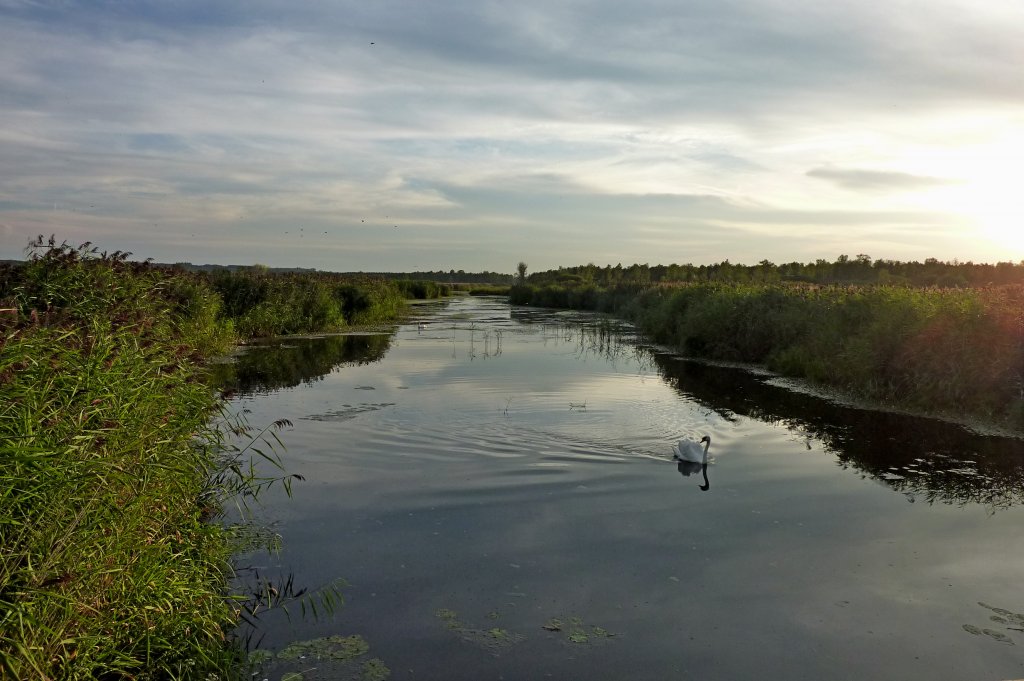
2, 0, 1023, 272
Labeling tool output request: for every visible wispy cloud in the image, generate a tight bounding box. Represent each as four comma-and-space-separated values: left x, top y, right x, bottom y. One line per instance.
1, 0, 1022, 268
806, 167, 955, 192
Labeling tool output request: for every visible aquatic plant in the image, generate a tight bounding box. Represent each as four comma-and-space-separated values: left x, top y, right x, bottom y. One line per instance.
246, 633, 390, 681
433, 608, 525, 654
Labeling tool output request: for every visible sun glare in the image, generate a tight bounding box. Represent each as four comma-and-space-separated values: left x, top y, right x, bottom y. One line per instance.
909, 135, 1024, 260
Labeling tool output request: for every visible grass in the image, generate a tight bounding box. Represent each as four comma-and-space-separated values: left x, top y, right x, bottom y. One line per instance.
210, 269, 409, 338
512, 281, 1024, 430
0, 242, 237, 677
0, 238, 411, 679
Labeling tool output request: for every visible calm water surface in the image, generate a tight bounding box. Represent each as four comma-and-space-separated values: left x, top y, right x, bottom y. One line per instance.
223, 296, 1024, 681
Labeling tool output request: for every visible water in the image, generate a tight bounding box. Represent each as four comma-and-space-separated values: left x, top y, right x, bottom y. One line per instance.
221, 296, 1024, 681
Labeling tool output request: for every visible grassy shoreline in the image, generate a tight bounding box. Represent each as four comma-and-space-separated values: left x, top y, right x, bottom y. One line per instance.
0, 239, 415, 679
511, 281, 1024, 432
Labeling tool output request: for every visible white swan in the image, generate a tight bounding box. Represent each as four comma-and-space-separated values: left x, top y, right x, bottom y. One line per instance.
673, 435, 711, 464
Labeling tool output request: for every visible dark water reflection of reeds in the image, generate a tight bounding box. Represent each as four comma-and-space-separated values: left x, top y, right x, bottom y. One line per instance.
513, 306, 1024, 512
650, 354, 1024, 511
211, 333, 393, 396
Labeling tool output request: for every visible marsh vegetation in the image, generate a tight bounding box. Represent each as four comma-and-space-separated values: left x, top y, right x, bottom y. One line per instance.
0, 237, 418, 679
511, 276, 1024, 431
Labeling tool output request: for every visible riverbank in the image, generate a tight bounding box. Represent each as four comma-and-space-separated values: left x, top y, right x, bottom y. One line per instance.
510, 281, 1024, 433
0, 239, 415, 678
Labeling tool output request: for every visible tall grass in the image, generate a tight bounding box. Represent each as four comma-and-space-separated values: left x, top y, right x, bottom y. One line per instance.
0, 240, 239, 677
210, 270, 408, 338
393, 279, 451, 300
513, 281, 1024, 429
0, 237, 416, 678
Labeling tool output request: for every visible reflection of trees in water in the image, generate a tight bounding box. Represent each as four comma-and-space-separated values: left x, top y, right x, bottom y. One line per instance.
648, 353, 1024, 511
211, 333, 393, 395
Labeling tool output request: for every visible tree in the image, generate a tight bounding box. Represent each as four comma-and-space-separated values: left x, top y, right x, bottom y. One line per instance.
516, 261, 528, 285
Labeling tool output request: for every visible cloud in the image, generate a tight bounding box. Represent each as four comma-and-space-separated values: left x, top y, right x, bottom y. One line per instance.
1, 0, 1023, 267
805, 167, 955, 192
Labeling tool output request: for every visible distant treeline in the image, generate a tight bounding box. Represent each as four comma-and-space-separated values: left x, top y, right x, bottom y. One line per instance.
0, 258, 515, 285
163, 262, 513, 285
347, 269, 515, 285
527, 255, 1024, 288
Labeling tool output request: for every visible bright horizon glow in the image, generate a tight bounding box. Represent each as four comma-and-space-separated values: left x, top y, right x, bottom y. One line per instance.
1, 1, 1023, 271
937, 155, 1024, 257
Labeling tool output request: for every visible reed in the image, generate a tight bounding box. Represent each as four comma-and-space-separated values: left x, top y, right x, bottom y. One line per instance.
513, 281, 1024, 429
0, 237, 417, 678
393, 279, 451, 299
0, 239, 285, 678
209, 269, 407, 338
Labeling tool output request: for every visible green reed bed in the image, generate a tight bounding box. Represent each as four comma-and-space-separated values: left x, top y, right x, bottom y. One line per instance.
393, 279, 451, 300
512, 282, 1024, 429
210, 269, 408, 338
0, 239, 414, 678
0, 241, 244, 678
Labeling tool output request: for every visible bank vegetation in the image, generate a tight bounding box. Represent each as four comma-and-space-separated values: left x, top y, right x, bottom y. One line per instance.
511, 275, 1024, 431
0, 237, 421, 679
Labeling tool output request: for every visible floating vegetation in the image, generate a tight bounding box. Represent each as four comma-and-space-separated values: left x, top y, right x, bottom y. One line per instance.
278, 634, 370, 661
361, 658, 392, 681
302, 403, 395, 422
250, 634, 390, 681
434, 608, 525, 655
541, 615, 615, 645
962, 602, 1024, 645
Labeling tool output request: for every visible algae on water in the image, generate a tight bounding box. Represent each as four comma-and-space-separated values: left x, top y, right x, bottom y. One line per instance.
543, 614, 615, 646
433, 608, 525, 655
278, 634, 370, 661
361, 658, 391, 681
249, 633, 390, 681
